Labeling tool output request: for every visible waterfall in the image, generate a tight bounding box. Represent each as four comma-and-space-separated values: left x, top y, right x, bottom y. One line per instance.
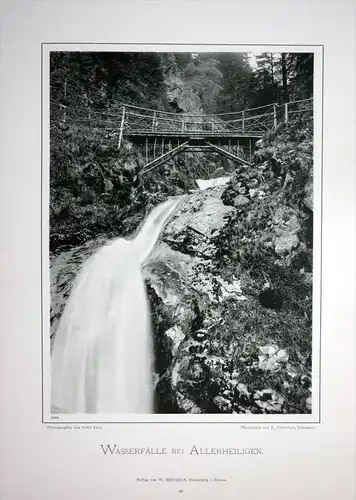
50, 196, 184, 414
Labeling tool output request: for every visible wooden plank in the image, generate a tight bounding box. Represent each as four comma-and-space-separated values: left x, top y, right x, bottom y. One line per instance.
206, 141, 252, 166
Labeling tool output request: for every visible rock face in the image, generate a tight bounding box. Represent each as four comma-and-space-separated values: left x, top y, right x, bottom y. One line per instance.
164, 73, 202, 113
166, 78, 202, 113
142, 186, 246, 412
50, 236, 108, 348
272, 207, 302, 257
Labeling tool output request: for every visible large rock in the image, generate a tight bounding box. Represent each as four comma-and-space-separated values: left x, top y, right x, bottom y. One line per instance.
142, 186, 247, 412
272, 207, 301, 256
165, 74, 202, 113
274, 234, 300, 255
233, 195, 249, 207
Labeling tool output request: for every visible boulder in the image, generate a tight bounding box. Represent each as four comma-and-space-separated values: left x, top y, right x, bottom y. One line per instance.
274, 234, 300, 255
233, 195, 249, 207
165, 75, 202, 113
272, 207, 302, 256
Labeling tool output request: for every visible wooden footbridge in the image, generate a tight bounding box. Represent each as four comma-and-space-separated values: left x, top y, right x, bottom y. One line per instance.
51, 97, 313, 174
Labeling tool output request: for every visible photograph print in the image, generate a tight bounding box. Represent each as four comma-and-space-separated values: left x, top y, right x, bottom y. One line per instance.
47, 49, 316, 417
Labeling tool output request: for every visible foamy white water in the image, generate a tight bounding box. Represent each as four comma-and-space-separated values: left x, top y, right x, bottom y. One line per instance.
51, 196, 184, 414
195, 176, 231, 190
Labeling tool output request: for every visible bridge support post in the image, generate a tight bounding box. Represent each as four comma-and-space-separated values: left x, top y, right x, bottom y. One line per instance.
242, 111, 245, 134
118, 105, 126, 149
284, 102, 289, 123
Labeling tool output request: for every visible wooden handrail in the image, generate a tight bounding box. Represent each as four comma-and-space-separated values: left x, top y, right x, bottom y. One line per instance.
51, 97, 313, 120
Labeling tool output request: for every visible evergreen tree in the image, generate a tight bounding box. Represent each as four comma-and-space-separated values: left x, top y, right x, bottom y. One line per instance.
287, 53, 313, 100
214, 52, 254, 112
250, 52, 282, 106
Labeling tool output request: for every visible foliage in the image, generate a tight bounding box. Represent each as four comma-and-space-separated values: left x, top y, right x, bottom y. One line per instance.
50, 52, 170, 111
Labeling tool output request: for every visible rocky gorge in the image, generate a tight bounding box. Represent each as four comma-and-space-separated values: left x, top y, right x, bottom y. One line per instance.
50, 112, 313, 415
50, 51, 314, 415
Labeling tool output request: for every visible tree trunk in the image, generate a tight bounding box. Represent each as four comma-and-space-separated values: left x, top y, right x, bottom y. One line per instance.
270, 53, 274, 85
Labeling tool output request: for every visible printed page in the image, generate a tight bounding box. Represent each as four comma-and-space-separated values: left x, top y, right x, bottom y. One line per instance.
0, 1, 355, 499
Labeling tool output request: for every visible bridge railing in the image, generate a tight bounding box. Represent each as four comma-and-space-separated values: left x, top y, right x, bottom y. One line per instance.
122, 102, 279, 136
50, 97, 313, 145
121, 99, 312, 138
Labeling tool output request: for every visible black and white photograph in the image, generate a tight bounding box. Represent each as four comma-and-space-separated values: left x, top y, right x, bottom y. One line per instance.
48, 49, 316, 417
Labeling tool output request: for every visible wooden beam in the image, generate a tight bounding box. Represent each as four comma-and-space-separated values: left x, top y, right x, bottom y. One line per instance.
141, 141, 189, 175
205, 141, 252, 166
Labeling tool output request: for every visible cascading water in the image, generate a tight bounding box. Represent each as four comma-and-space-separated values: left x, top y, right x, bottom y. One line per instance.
51, 196, 185, 414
